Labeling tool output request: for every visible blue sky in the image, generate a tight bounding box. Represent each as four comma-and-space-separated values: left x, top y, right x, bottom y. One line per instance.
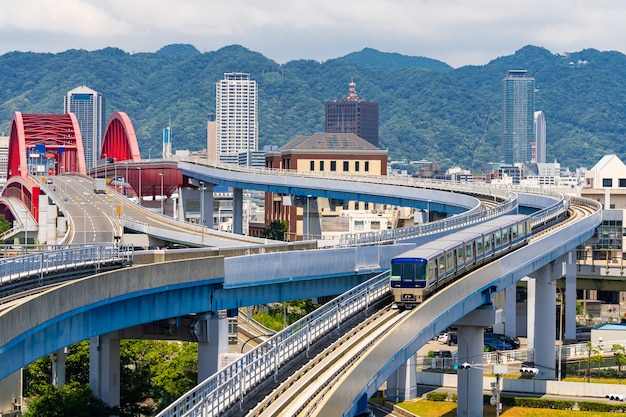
2, 0, 625, 67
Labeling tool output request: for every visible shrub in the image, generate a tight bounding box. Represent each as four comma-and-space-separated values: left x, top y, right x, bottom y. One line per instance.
425, 391, 448, 402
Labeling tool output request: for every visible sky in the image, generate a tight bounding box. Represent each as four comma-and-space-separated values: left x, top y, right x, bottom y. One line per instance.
2, 0, 626, 68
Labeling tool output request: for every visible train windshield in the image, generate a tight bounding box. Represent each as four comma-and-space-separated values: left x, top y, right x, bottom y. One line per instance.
390, 259, 427, 287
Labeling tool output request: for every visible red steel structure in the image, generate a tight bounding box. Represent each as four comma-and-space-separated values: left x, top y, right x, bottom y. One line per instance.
2, 112, 86, 221
100, 112, 141, 163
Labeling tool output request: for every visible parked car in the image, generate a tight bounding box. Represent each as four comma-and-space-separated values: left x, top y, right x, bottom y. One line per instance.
484, 333, 520, 350
447, 332, 458, 346
576, 326, 592, 341
483, 339, 515, 351
433, 350, 453, 358
437, 332, 450, 344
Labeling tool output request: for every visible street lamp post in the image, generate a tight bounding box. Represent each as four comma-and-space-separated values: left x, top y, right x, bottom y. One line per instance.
103, 154, 107, 180
306, 195, 312, 240
137, 167, 142, 205
81, 202, 87, 243
22, 209, 28, 245
125, 162, 128, 196
200, 182, 206, 245
159, 173, 164, 215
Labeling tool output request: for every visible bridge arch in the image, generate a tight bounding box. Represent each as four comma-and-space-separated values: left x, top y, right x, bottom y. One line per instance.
100, 112, 141, 163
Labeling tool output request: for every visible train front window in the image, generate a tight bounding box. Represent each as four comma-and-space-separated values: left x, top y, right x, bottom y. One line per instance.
401, 264, 414, 282
413, 263, 427, 286
391, 263, 402, 282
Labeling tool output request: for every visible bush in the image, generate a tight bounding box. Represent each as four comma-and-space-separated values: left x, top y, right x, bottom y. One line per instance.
578, 401, 626, 412
425, 391, 449, 402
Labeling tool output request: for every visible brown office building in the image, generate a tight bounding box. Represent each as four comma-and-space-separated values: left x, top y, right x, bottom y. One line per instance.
265, 132, 387, 240
325, 79, 379, 147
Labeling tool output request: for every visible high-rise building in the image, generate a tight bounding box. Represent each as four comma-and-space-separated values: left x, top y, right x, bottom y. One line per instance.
215, 73, 258, 164
325, 79, 379, 147
534, 110, 546, 164
502, 70, 535, 165
64, 86, 104, 171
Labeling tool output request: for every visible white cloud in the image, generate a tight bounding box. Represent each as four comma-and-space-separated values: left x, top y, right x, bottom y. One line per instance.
1, 0, 626, 66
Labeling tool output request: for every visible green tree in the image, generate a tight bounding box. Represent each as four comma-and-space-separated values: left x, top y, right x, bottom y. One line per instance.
612, 343, 626, 379
262, 220, 287, 241
23, 381, 119, 417
583, 341, 605, 382
0, 214, 11, 234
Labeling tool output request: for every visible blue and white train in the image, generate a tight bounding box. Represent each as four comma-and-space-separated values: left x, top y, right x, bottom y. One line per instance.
390, 215, 532, 309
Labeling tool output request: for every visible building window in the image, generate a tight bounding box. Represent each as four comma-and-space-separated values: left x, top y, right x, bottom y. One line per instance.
354, 220, 364, 230
603, 178, 613, 187
343, 161, 349, 171
371, 221, 380, 230
620, 179, 626, 187
365, 161, 369, 172
310, 161, 315, 171
320, 161, 324, 171
355, 161, 360, 172
331, 161, 337, 171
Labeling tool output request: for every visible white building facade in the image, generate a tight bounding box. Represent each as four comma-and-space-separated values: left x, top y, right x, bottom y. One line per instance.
214, 73, 258, 164
64, 86, 105, 171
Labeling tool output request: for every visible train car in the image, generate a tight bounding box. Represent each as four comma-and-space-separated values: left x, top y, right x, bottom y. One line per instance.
391, 215, 531, 309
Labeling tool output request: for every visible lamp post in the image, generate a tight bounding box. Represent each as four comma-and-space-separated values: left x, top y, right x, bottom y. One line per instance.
124, 162, 128, 196
200, 182, 206, 245
306, 195, 312, 240
137, 167, 142, 205
159, 173, 164, 215
22, 209, 28, 245
113, 159, 117, 193
81, 202, 87, 243
103, 154, 107, 180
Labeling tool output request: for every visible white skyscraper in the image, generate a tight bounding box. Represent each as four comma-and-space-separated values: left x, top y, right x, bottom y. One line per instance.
215, 73, 258, 164
64, 86, 104, 171
534, 110, 546, 164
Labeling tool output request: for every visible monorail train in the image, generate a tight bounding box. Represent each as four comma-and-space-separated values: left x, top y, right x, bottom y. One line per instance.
390, 215, 532, 309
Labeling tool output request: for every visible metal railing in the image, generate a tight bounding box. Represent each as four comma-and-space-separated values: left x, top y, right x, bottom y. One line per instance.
0, 244, 133, 288
157, 271, 391, 417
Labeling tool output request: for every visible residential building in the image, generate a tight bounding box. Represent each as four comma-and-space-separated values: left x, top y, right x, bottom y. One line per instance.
264, 132, 387, 240
502, 70, 535, 165
64, 86, 105, 171
214, 73, 258, 164
325, 79, 379, 147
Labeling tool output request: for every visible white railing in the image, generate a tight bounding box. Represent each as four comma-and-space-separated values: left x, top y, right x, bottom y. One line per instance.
0, 244, 133, 289
157, 271, 391, 417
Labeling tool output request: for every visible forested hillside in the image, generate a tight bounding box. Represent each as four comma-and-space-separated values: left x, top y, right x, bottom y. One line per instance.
0, 43, 624, 171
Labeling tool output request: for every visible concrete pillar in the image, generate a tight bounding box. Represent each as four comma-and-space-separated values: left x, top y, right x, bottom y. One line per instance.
232, 188, 243, 235
565, 251, 577, 341
456, 326, 484, 417
532, 263, 557, 380
526, 276, 536, 350
386, 355, 417, 402
89, 334, 120, 407
195, 312, 229, 382
453, 304, 500, 417
50, 348, 67, 388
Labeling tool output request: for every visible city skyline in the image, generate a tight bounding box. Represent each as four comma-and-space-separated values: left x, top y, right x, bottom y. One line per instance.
3, 1, 626, 68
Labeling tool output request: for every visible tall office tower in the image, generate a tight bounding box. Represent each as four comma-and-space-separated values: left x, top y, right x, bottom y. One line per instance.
64, 86, 104, 171
325, 78, 379, 147
533, 110, 546, 164
502, 70, 535, 165
215, 72, 258, 164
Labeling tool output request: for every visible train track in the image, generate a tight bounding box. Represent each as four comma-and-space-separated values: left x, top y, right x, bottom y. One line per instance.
246, 306, 404, 417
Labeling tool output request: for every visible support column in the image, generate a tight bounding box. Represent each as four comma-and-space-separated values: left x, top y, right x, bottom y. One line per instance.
526, 276, 536, 350
532, 263, 558, 380
232, 188, 243, 235
385, 355, 417, 402
89, 334, 121, 407
456, 326, 484, 417
195, 312, 229, 382
50, 348, 67, 388
454, 304, 500, 417
565, 251, 577, 341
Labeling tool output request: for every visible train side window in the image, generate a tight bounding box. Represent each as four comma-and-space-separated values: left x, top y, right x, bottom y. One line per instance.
428, 263, 436, 282
503, 228, 509, 244
512, 225, 519, 240
476, 239, 483, 256
438, 255, 445, 276
484, 235, 491, 253
446, 251, 453, 272
495, 230, 502, 248
457, 247, 464, 266
466, 243, 472, 261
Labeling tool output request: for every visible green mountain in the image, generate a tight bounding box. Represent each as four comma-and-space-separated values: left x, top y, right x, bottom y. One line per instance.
0, 43, 623, 171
